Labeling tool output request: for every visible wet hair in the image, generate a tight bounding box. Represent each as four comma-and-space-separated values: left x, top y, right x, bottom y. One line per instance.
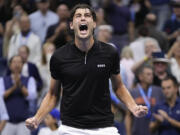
161, 75, 179, 88
70, 4, 96, 22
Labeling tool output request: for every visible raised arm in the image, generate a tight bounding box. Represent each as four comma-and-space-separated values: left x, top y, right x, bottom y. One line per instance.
25, 77, 61, 130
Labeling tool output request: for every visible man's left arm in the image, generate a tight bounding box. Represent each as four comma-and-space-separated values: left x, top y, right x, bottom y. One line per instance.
158, 109, 180, 128
110, 74, 148, 117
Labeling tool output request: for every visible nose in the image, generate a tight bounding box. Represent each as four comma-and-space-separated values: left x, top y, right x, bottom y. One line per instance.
80, 15, 86, 21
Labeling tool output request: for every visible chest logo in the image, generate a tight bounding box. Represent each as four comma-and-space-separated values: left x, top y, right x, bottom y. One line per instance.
97, 64, 106, 68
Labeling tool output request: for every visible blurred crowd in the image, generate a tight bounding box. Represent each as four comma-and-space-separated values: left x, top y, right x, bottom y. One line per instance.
0, 0, 180, 135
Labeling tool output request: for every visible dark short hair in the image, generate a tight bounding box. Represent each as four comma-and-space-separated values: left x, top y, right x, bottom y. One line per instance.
9, 55, 23, 65
70, 4, 96, 22
161, 75, 179, 87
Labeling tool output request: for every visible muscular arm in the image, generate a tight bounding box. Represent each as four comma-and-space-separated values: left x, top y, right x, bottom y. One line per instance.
26, 78, 61, 129
110, 74, 148, 117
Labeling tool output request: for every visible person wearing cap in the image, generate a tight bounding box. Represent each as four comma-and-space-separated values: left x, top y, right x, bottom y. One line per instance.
152, 52, 171, 87
29, 0, 59, 43
38, 109, 60, 135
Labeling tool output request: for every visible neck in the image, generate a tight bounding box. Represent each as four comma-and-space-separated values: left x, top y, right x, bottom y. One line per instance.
49, 124, 57, 131
167, 95, 177, 107
40, 10, 47, 16
21, 30, 30, 36
140, 82, 150, 91
75, 36, 94, 53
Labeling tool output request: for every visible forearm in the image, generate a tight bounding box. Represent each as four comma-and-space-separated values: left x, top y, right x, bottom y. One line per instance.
166, 116, 180, 128
34, 91, 57, 124
149, 121, 160, 133
115, 84, 137, 113
0, 120, 6, 132
128, 22, 135, 42
21, 86, 28, 97
4, 86, 16, 98
125, 111, 132, 135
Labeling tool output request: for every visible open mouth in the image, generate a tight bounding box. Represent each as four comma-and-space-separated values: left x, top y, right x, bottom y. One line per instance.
79, 24, 88, 34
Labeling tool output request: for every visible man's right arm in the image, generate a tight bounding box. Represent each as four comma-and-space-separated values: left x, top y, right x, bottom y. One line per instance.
25, 77, 61, 130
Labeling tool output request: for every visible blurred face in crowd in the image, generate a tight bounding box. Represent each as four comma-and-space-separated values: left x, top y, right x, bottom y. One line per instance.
95, 8, 105, 23
173, 6, 180, 18
97, 28, 112, 43
18, 46, 29, 62
13, 5, 24, 19
10, 56, 23, 74
57, 4, 69, 20
70, 8, 96, 40
153, 62, 168, 73
173, 41, 180, 57
161, 79, 178, 100
37, 1, 49, 14
145, 41, 160, 56
44, 114, 57, 127
139, 67, 153, 85
20, 15, 30, 32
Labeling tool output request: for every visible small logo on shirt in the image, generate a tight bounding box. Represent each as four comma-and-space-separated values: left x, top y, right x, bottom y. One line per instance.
97, 64, 106, 68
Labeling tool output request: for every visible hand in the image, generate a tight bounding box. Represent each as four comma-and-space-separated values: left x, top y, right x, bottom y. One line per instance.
132, 105, 148, 118
158, 109, 168, 120
25, 117, 39, 130
153, 113, 164, 122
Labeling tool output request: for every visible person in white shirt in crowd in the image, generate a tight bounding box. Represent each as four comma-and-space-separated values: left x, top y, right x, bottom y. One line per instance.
132, 37, 161, 73
8, 15, 42, 65
0, 96, 9, 134
38, 108, 60, 135
29, 0, 59, 43
129, 25, 150, 62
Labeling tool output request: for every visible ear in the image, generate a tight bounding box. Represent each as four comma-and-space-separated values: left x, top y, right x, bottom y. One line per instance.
70, 22, 74, 30
93, 21, 96, 29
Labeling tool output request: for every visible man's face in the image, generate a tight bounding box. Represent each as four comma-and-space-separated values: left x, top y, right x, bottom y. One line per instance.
162, 79, 178, 100
57, 4, 69, 20
70, 8, 96, 39
10, 56, 23, 74
20, 16, 30, 32
140, 68, 153, 85
173, 7, 180, 18
153, 62, 168, 73
37, 2, 49, 13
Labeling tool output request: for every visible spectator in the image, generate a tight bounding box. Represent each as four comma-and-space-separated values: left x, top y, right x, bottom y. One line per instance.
0, 96, 9, 133
149, 76, 180, 135
45, 4, 72, 49
29, 0, 59, 42
120, 46, 135, 89
152, 52, 171, 87
163, 0, 180, 47
167, 40, 180, 92
144, 13, 169, 53
8, 15, 42, 64
37, 42, 55, 106
96, 24, 114, 45
132, 37, 161, 73
148, 0, 171, 30
125, 65, 164, 135
103, 0, 135, 51
129, 25, 149, 62
3, 4, 27, 57
38, 108, 60, 135
0, 55, 37, 135
95, 7, 106, 26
